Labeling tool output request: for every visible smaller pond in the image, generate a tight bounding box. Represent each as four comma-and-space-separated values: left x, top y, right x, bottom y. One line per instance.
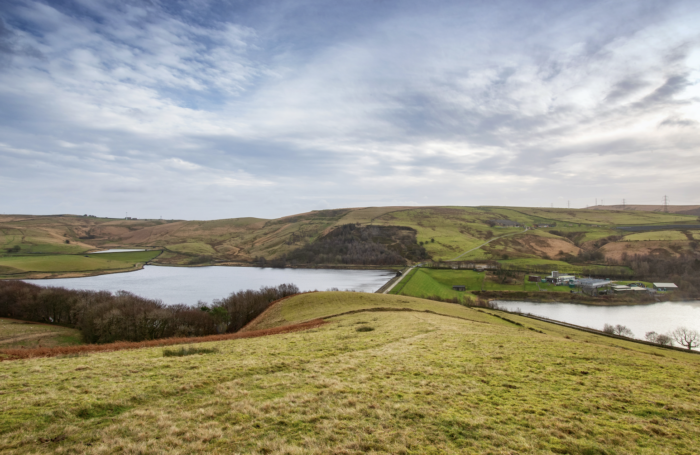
495, 300, 700, 346
89, 249, 147, 254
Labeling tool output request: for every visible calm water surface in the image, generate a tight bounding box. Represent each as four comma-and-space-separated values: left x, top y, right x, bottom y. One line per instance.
89, 249, 147, 254
495, 300, 700, 341
26, 265, 394, 305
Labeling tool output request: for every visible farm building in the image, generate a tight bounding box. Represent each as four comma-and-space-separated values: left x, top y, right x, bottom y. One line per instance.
452, 285, 466, 291
577, 278, 611, 296
653, 283, 678, 291
612, 285, 650, 293
545, 271, 576, 285
527, 275, 541, 282
492, 219, 521, 227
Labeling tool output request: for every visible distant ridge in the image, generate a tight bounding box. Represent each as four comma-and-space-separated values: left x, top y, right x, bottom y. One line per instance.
589, 204, 700, 216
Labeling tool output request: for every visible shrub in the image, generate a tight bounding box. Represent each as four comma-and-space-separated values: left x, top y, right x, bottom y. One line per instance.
356, 326, 375, 332
163, 346, 218, 357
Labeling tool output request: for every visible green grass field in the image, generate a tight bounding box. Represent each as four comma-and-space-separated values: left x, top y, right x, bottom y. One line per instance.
0, 318, 82, 349
390, 268, 572, 300
1, 292, 699, 454
0, 251, 161, 276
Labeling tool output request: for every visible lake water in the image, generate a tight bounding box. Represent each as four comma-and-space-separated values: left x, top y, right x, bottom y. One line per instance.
89, 249, 147, 254
25, 265, 395, 305
495, 300, 700, 343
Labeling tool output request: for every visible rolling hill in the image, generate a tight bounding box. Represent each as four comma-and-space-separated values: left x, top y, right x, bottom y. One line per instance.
1, 206, 699, 278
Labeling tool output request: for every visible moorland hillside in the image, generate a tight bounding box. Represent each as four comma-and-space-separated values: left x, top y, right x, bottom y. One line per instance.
1, 292, 699, 454
1, 206, 699, 278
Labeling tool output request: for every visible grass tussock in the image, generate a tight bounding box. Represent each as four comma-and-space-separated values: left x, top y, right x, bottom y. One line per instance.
162, 345, 219, 357
355, 326, 374, 332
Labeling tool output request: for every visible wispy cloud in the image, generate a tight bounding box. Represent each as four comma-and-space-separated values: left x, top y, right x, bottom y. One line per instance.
1, 0, 699, 218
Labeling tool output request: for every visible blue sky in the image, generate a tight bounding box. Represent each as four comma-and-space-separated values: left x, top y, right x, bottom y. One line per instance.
1, 0, 699, 219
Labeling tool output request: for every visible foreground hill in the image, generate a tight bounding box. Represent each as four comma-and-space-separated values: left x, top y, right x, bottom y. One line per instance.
1, 206, 699, 277
1, 292, 699, 454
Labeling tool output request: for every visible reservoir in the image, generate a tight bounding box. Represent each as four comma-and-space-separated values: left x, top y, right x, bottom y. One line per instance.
89, 249, 147, 254
495, 300, 700, 343
25, 265, 394, 306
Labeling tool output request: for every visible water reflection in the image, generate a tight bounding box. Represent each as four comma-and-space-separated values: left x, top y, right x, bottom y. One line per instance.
495, 300, 700, 345
26, 265, 395, 305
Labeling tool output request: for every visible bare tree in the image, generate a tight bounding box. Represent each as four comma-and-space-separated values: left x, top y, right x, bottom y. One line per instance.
645, 331, 673, 346
671, 327, 700, 351
603, 323, 634, 337
613, 324, 634, 337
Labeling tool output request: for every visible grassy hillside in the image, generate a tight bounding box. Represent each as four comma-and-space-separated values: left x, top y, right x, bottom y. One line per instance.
1, 292, 699, 454
0, 318, 81, 349
1, 206, 698, 276
0, 251, 161, 278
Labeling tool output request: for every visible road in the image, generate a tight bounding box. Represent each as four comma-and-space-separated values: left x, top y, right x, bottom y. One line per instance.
449, 227, 528, 261
383, 266, 415, 294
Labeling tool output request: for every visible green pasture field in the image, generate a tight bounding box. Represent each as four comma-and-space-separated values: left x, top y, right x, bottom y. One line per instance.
1, 292, 699, 454
389, 268, 571, 300
0, 318, 82, 349
622, 230, 699, 242
0, 251, 161, 276
0, 227, 89, 256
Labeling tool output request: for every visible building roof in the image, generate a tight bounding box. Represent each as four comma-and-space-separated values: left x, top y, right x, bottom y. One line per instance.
578, 278, 610, 288
653, 283, 678, 288
493, 219, 520, 226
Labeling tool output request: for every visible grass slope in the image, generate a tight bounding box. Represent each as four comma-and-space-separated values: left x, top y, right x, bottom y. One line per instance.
0, 318, 81, 349
1, 293, 699, 454
0, 251, 161, 277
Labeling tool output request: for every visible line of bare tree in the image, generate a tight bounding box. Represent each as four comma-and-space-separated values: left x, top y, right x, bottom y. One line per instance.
0, 281, 298, 344
603, 323, 699, 350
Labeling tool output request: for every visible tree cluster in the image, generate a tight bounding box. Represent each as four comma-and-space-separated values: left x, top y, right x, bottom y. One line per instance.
265, 224, 429, 266
0, 281, 298, 344
610, 253, 700, 296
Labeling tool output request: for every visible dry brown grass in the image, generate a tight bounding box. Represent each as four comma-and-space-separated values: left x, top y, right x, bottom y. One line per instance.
0, 318, 325, 361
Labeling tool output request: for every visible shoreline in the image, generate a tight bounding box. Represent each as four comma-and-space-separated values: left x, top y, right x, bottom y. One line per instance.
475, 290, 696, 306
3, 262, 400, 280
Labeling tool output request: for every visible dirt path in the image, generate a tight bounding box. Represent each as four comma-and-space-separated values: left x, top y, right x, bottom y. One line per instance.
383, 266, 414, 294
0, 332, 61, 345
450, 228, 527, 261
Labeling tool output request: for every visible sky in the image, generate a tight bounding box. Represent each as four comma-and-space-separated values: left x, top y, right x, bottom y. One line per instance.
1, 0, 699, 220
